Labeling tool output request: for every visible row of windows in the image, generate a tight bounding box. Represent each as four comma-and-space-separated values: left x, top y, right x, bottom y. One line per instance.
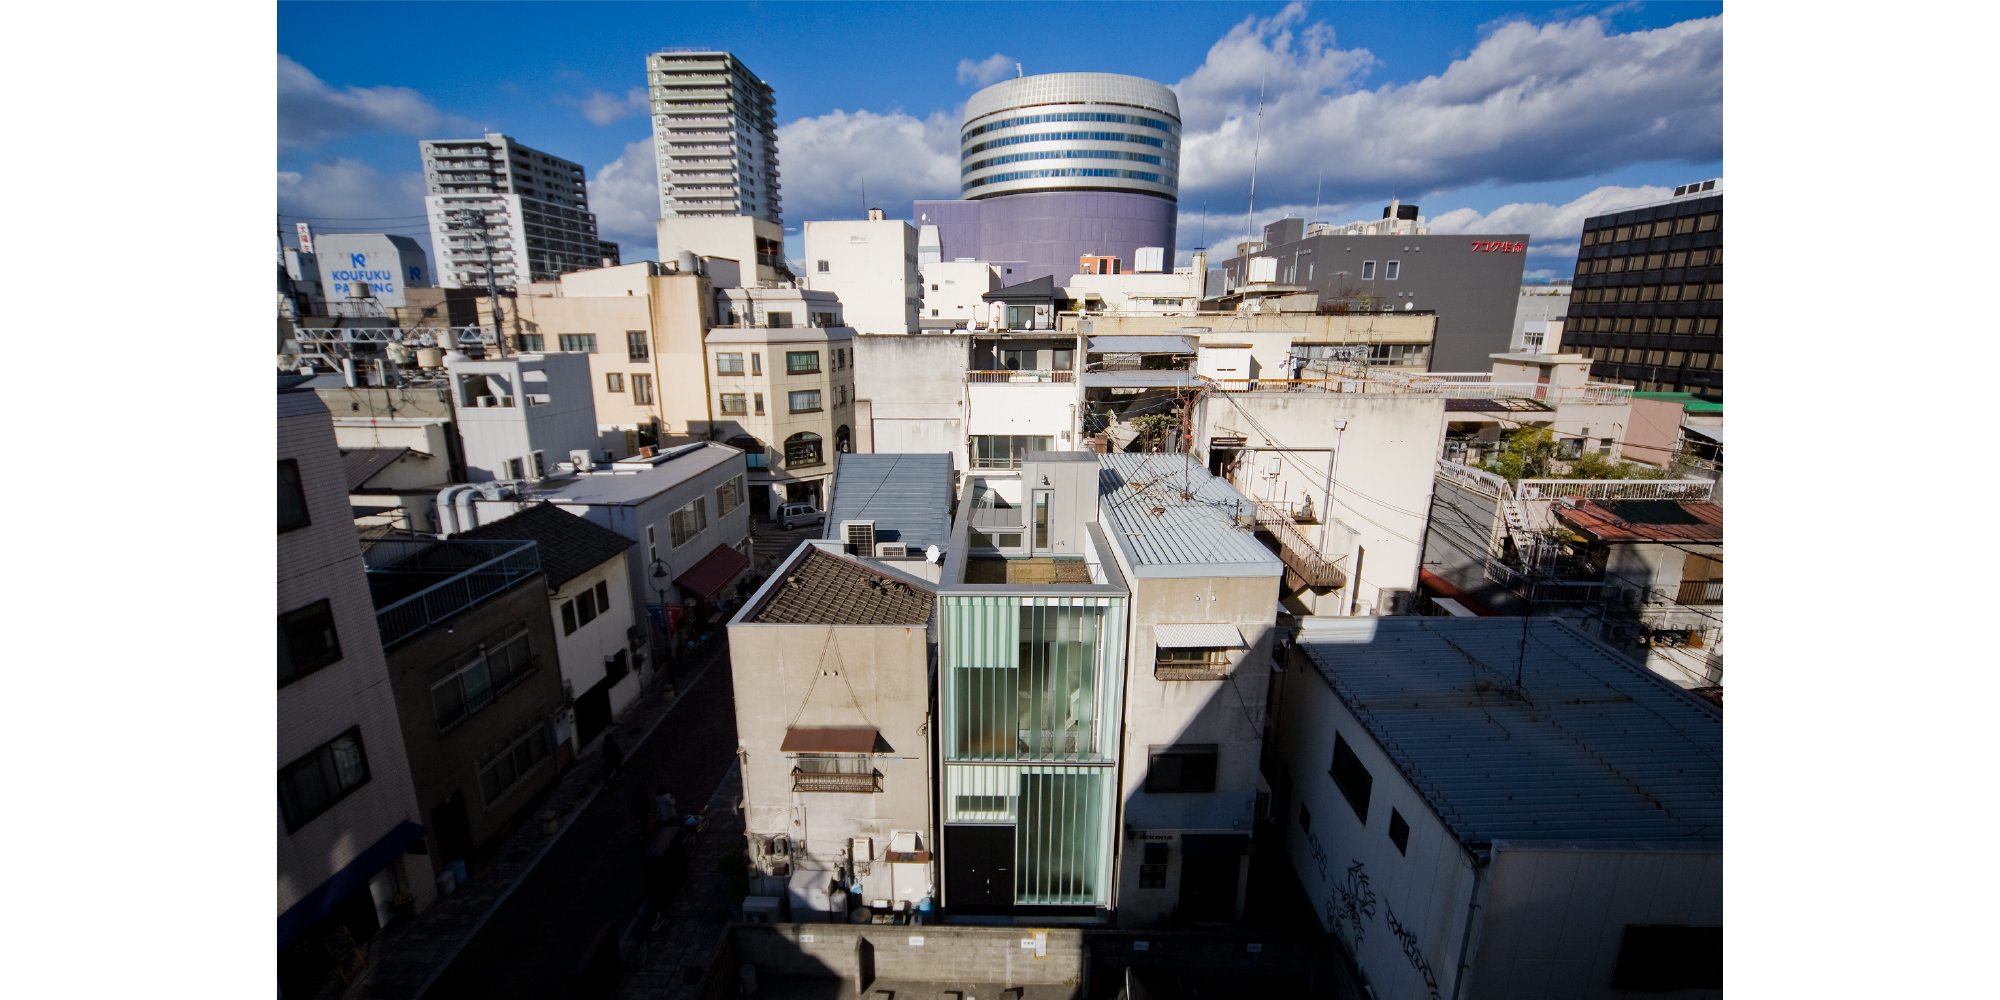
1323, 732, 1413, 855
1579, 283, 1722, 304
598, 373, 655, 403
1578, 247, 1719, 275
1572, 316, 1722, 335
962, 168, 1171, 191
714, 350, 836, 375
279, 727, 370, 834
429, 620, 536, 734
1582, 214, 1718, 245
476, 723, 552, 808
513, 330, 650, 361
560, 579, 613, 635
1358, 260, 1401, 281
963, 131, 1172, 157
962, 148, 1170, 175
963, 111, 1179, 141
1575, 347, 1723, 370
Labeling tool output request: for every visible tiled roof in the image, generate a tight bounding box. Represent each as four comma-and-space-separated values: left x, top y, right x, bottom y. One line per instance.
1557, 500, 1723, 543
341, 448, 411, 491
451, 502, 635, 590
748, 547, 935, 626
1298, 616, 1723, 846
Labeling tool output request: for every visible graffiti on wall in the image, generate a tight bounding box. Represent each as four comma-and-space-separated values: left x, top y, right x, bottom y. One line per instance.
1385, 902, 1442, 1000
1325, 860, 1378, 944
1297, 847, 1442, 1000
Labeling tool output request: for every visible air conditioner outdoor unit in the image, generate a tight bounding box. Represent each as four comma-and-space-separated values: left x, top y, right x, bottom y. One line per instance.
874, 542, 907, 558
476, 395, 498, 407
842, 520, 876, 553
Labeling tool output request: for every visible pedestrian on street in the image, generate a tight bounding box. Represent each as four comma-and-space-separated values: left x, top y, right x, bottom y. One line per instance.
602, 735, 625, 786
630, 783, 653, 838
653, 785, 677, 825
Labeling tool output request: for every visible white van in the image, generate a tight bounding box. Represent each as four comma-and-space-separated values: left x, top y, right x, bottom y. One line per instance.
779, 503, 825, 531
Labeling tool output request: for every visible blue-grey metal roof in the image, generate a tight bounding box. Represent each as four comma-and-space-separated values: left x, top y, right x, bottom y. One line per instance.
1097, 453, 1283, 578
1296, 616, 1723, 846
1082, 371, 1203, 389
824, 453, 955, 551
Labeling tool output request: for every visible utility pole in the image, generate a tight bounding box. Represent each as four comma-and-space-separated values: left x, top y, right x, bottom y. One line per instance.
465, 209, 508, 357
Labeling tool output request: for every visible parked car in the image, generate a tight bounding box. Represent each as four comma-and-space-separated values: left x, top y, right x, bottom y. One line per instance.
779, 503, 824, 531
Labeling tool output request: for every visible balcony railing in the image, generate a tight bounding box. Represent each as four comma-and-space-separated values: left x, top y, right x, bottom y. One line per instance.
1676, 580, 1724, 605
1515, 479, 1716, 501
967, 370, 1074, 383
366, 539, 541, 648
790, 769, 881, 793
1155, 663, 1231, 681
1253, 500, 1347, 589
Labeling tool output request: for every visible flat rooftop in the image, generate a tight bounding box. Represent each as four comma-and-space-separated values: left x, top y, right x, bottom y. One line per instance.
1097, 453, 1284, 578
1298, 616, 1722, 845
1557, 499, 1723, 543
823, 453, 954, 553
509, 442, 740, 506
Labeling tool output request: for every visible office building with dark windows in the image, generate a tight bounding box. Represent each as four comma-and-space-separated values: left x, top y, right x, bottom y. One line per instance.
915, 73, 1180, 285
1562, 180, 1724, 393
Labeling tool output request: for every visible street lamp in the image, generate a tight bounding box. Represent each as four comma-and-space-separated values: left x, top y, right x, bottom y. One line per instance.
649, 558, 675, 687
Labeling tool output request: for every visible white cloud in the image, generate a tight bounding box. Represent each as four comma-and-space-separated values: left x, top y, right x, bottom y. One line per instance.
957, 54, 1014, 87
565, 87, 650, 126
278, 54, 465, 150
1170, 6, 1722, 211
774, 108, 961, 223
276, 158, 428, 224
587, 138, 664, 260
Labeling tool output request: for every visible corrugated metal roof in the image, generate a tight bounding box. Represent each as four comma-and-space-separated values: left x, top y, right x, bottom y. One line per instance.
1153, 623, 1247, 648
824, 453, 955, 552
341, 447, 411, 490
1556, 500, 1723, 543
1098, 454, 1283, 577
1082, 371, 1204, 389
1296, 617, 1722, 846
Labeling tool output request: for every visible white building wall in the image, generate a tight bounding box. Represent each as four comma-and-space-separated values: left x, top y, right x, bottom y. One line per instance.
803, 219, 919, 336
965, 382, 1076, 445
547, 551, 646, 727
447, 353, 599, 482
278, 392, 434, 924
917, 261, 1000, 328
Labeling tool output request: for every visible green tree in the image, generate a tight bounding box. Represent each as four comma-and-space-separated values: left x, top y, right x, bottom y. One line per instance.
1485, 426, 1667, 482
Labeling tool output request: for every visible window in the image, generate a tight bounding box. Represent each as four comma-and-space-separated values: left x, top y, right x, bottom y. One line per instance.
789, 389, 822, 413
1146, 745, 1218, 793
1298, 802, 1312, 832
1688, 249, 1711, 267
1053, 348, 1073, 372
558, 334, 597, 353
1033, 490, 1051, 549
606, 372, 624, 392
717, 474, 743, 516
1139, 842, 1169, 888
967, 530, 1024, 548
1384, 260, 1400, 280
517, 333, 545, 352
1388, 809, 1411, 854
1156, 647, 1230, 674
754, 392, 765, 415
278, 727, 370, 833
716, 352, 744, 374
816, 260, 829, 273
1330, 733, 1373, 824
1581, 231, 1598, 246
278, 599, 341, 686
278, 459, 310, 532
1673, 216, 1696, 235
1660, 284, 1681, 302
812, 311, 838, 327
931, 309, 940, 317
767, 311, 793, 329
1697, 213, 1719, 232
505, 457, 525, 480
631, 374, 654, 405
786, 350, 820, 374
751, 353, 762, 375
1705, 282, 1723, 300
1360, 260, 1376, 280
970, 434, 1053, 469
645, 524, 657, 563
1609, 926, 1724, 991
1646, 253, 1665, 269
1691, 352, 1712, 369
1668, 251, 1688, 267
561, 601, 576, 635
1621, 287, 1640, 302
429, 621, 535, 732
669, 496, 709, 548
1699, 319, 1721, 336
720, 393, 747, 415
1614, 226, 1632, 241
595, 579, 609, 613
784, 432, 823, 468
1632, 222, 1653, 239
477, 725, 552, 807
1667, 351, 1686, 367
1638, 286, 1657, 302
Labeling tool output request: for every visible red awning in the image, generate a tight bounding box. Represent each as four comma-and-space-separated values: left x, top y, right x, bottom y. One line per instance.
675, 542, 750, 600
1419, 569, 1497, 616
779, 728, 880, 753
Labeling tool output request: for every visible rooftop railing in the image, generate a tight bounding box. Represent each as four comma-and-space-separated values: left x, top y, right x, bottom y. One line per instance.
365, 538, 541, 648
290, 326, 497, 347
967, 370, 1073, 383
1516, 479, 1716, 501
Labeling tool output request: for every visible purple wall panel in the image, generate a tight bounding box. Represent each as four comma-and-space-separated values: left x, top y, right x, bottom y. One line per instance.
914, 192, 1177, 283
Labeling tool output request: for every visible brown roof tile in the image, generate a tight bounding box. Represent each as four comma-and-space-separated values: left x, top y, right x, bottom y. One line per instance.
748, 547, 934, 626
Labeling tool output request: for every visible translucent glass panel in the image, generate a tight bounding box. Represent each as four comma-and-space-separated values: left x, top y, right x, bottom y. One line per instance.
943, 763, 1113, 906
942, 597, 1125, 762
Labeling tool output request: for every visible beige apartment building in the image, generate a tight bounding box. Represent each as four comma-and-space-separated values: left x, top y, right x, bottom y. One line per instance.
707, 287, 855, 516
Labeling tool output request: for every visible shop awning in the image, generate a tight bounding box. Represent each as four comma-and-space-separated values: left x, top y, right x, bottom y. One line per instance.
780, 727, 881, 753
675, 542, 750, 600
1152, 623, 1247, 649
277, 819, 425, 951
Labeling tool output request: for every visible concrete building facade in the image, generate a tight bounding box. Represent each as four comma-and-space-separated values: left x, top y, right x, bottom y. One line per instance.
1562, 179, 1724, 393
709, 287, 856, 515
420, 133, 610, 290
647, 50, 781, 223
444, 352, 596, 483
803, 212, 920, 336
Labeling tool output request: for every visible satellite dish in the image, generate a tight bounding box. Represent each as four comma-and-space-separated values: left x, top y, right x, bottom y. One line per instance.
925, 544, 942, 564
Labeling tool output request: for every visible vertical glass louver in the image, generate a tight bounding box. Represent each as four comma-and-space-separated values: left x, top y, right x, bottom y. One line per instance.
941, 595, 1124, 907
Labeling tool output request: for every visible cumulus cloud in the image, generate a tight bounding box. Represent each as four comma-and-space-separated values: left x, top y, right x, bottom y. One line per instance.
279, 54, 467, 150
957, 54, 1014, 87
774, 108, 961, 223
564, 87, 650, 126
1171, 5, 1722, 211
276, 158, 428, 223
587, 138, 665, 260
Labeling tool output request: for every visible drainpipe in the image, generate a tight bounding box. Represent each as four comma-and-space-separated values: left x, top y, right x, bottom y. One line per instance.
456, 487, 482, 533
1318, 418, 1347, 554
434, 485, 472, 536
1449, 848, 1494, 1000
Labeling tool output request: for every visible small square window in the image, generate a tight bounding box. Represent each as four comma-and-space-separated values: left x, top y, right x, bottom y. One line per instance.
816, 260, 829, 273
1388, 809, 1410, 854
606, 373, 624, 392
278, 599, 342, 686
1146, 745, 1218, 793
1360, 260, 1376, 281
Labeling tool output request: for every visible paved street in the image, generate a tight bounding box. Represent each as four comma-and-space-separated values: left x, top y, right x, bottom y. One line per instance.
421, 645, 740, 1000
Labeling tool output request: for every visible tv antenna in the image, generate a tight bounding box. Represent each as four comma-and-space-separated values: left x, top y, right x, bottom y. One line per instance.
1245, 65, 1267, 241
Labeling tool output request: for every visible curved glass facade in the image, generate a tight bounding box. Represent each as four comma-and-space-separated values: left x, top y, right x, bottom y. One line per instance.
959, 74, 1181, 202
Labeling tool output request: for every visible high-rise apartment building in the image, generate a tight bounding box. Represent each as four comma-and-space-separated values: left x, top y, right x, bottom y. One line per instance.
1562, 179, 1723, 393
421, 133, 614, 290
647, 50, 781, 224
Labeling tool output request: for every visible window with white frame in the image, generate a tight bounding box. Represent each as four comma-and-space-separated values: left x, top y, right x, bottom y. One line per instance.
716, 475, 744, 516
669, 496, 708, 548
428, 621, 536, 733
1385, 261, 1401, 280
1361, 260, 1377, 281
559, 334, 597, 353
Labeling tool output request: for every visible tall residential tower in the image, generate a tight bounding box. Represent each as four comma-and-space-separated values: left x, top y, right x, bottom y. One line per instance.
647, 50, 781, 224
420, 133, 615, 290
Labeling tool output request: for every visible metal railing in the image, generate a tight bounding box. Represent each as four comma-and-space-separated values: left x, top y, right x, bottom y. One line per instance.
291, 326, 498, 347
1155, 664, 1231, 681
790, 770, 882, 794
966, 370, 1074, 383
1254, 500, 1348, 589
1516, 479, 1716, 501
1675, 580, 1724, 605
366, 539, 541, 648
1531, 581, 1606, 604
1437, 459, 1515, 499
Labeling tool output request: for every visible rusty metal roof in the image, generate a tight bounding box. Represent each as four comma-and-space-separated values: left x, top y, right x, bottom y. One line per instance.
1556, 499, 1722, 543
779, 727, 881, 753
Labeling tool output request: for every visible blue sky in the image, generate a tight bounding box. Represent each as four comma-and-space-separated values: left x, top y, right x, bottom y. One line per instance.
277, 0, 1722, 278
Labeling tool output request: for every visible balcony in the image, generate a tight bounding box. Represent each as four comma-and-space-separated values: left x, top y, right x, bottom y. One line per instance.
364, 539, 541, 648
967, 370, 1074, 383
790, 769, 881, 793
1675, 580, 1724, 605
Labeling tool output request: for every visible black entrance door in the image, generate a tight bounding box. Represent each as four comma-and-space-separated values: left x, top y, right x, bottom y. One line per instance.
574, 677, 613, 752
749, 485, 772, 522
431, 788, 475, 864
1177, 834, 1248, 922
945, 825, 1014, 912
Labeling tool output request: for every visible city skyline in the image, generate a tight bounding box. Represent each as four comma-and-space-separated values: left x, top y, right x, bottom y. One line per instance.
278, 0, 1722, 279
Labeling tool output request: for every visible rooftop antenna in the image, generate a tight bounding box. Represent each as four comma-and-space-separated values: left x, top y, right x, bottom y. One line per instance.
1245, 64, 1267, 244
1314, 168, 1323, 221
